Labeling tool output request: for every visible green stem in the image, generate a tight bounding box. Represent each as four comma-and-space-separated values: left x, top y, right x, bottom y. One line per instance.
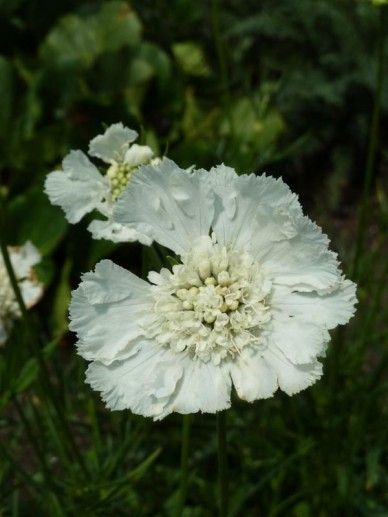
352, 6, 386, 280
0, 196, 89, 479
176, 414, 191, 516
217, 411, 228, 517
211, 0, 234, 137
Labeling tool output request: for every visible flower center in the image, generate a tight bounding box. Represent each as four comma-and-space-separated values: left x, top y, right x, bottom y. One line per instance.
146, 236, 272, 365
107, 163, 133, 201
0, 261, 21, 323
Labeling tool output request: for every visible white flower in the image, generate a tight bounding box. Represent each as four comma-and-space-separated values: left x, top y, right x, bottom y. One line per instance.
0, 242, 43, 345
44, 123, 156, 244
69, 160, 357, 419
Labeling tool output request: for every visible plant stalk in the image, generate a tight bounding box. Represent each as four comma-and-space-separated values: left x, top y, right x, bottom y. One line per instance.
217, 411, 228, 517
176, 414, 191, 516
352, 6, 386, 279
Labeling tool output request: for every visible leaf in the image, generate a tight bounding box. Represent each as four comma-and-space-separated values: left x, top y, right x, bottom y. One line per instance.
40, 2, 142, 68
8, 187, 68, 255
172, 42, 211, 77
51, 258, 72, 338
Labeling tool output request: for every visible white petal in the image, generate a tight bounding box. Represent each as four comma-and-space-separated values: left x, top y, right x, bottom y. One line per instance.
209, 165, 303, 253
114, 158, 214, 255
271, 279, 357, 330
267, 319, 330, 365
263, 349, 323, 395
45, 150, 109, 223
260, 217, 341, 293
157, 355, 232, 419
20, 279, 43, 309
229, 347, 277, 401
88, 218, 153, 245
69, 260, 154, 364
88, 123, 138, 164
86, 342, 184, 417
10, 242, 41, 279
124, 144, 154, 168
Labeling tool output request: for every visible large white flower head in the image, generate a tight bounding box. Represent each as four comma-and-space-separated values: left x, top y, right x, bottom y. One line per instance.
69, 160, 357, 419
44, 123, 157, 244
0, 242, 43, 345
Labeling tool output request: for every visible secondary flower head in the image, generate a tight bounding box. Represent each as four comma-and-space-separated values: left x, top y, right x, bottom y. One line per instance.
44, 123, 156, 244
0, 242, 43, 345
70, 160, 357, 419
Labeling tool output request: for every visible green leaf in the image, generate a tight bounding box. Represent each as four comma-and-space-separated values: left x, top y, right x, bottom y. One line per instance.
172, 42, 211, 77
8, 187, 68, 255
51, 259, 72, 338
40, 2, 142, 68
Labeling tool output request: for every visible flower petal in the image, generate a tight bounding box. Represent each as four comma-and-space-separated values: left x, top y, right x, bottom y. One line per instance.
88, 123, 138, 164
209, 165, 303, 253
124, 144, 154, 168
157, 355, 232, 419
229, 347, 278, 401
267, 319, 330, 365
260, 217, 341, 293
271, 279, 357, 330
263, 348, 323, 395
45, 150, 109, 223
20, 279, 43, 309
86, 342, 184, 418
114, 158, 214, 255
88, 218, 153, 245
9, 242, 41, 279
69, 260, 154, 364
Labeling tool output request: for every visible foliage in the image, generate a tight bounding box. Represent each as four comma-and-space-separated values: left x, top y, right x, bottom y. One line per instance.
0, 0, 387, 515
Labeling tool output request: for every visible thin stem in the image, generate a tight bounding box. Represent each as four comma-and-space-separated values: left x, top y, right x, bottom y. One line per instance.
217, 411, 228, 517
211, 0, 234, 138
176, 414, 191, 517
352, 6, 386, 279
0, 195, 89, 479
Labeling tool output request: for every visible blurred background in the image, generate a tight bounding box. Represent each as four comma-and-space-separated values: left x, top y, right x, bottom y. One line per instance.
0, 0, 387, 515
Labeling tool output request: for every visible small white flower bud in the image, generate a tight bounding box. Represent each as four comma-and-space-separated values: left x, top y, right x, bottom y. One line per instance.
182, 300, 193, 310
204, 276, 216, 286
218, 271, 230, 286
176, 289, 188, 300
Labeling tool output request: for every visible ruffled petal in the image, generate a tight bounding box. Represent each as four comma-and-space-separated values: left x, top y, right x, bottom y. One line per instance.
88, 123, 138, 164
45, 150, 109, 223
20, 280, 43, 309
260, 217, 341, 293
69, 260, 154, 364
124, 144, 154, 168
263, 348, 323, 395
157, 355, 232, 419
88, 219, 153, 245
229, 347, 278, 401
10, 242, 41, 279
114, 158, 214, 255
209, 165, 303, 253
266, 319, 330, 365
271, 279, 357, 330
86, 342, 184, 417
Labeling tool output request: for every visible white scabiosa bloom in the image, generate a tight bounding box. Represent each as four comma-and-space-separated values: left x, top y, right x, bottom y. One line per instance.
44, 123, 157, 244
0, 242, 43, 345
69, 160, 357, 419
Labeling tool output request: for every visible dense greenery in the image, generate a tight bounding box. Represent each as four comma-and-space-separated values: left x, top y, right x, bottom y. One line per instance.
0, 0, 387, 515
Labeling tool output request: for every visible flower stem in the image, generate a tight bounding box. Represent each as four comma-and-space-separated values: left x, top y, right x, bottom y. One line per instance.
352, 5, 386, 280
176, 414, 191, 516
217, 411, 228, 517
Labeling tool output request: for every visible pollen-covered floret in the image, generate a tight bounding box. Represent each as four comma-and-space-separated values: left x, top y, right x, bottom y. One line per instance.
146, 236, 272, 365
